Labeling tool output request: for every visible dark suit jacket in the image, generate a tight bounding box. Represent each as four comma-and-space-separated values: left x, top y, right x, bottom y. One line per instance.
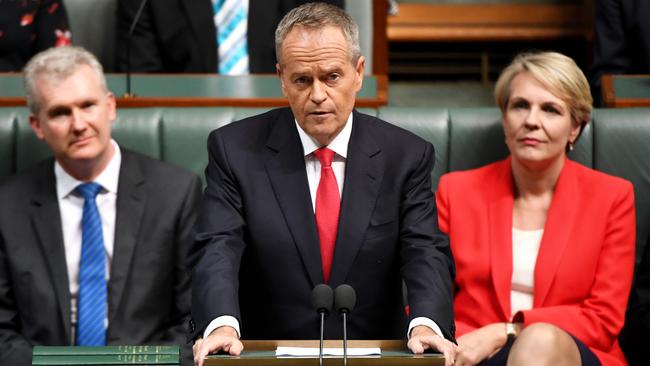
0, 149, 202, 366
619, 234, 650, 366
590, 0, 650, 106
436, 157, 636, 366
189, 108, 456, 342
116, 0, 344, 73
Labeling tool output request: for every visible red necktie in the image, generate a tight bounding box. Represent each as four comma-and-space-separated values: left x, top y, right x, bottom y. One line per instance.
314, 147, 340, 283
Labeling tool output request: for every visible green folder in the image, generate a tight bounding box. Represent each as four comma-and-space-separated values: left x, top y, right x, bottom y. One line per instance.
33, 345, 179, 355
32, 353, 178, 365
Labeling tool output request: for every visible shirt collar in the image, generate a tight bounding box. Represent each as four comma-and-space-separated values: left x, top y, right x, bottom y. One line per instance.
295, 112, 353, 159
55, 140, 122, 199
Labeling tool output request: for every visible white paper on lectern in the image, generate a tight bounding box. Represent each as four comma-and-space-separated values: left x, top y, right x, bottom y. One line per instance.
275, 347, 381, 356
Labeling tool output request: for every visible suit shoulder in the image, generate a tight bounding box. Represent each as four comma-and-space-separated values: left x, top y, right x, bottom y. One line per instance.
439, 160, 505, 190
0, 159, 53, 197
569, 160, 634, 194
358, 112, 430, 145
122, 149, 200, 186
211, 107, 287, 138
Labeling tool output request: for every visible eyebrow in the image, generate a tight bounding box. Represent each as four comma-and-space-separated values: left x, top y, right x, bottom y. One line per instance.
510, 96, 564, 106
45, 98, 99, 117
46, 105, 71, 117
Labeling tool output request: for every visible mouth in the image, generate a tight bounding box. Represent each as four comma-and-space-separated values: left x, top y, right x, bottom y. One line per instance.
70, 136, 94, 146
308, 110, 332, 117
519, 137, 543, 146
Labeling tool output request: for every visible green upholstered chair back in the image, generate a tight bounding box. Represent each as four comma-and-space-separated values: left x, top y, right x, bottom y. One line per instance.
1, 106, 649, 261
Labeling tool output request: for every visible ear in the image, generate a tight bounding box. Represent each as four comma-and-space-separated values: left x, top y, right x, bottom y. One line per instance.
29, 114, 45, 140
106, 92, 117, 123
353, 56, 365, 93
276, 63, 288, 98
568, 119, 582, 144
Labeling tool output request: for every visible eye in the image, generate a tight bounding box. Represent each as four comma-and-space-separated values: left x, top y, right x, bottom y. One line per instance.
48, 107, 71, 118
81, 101, 96, 110
510, 100, 528, 110
542, 105, 560, 115
327, 73, 341, 82
294, 76, 310, 85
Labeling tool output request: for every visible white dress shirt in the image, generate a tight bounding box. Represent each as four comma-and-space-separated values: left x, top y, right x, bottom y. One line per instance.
55, 140, 121, 341
204, 114, 443, 340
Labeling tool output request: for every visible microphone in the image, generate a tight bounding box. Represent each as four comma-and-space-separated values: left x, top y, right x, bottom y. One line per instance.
311, 284, 333, 366
334, 284, 356, 366
124, 0, 149, 98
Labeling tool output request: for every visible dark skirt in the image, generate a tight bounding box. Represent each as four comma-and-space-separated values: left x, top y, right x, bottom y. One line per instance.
479, 333, 601, 366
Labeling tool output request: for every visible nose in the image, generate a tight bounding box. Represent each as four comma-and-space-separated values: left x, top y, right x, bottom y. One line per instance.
70, 108, 87, 132
524, 106, 541, 129
310, 80, 327, 104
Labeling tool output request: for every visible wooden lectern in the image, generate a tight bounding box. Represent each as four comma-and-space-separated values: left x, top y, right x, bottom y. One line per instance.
204, 340, 444, 365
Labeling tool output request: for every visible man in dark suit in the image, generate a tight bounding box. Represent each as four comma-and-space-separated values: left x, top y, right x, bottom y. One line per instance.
189, 3, 457, 366
590, 0, 650, 106
116, 0, 344, 73
0, 46, 201, 366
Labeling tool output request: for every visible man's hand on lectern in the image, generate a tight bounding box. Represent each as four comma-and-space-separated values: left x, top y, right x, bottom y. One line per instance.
408, 325, 457, 366
193, 325, 243, 366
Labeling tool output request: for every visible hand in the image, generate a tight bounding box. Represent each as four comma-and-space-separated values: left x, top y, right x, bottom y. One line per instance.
407, 325, 458, 366
193, 326, 243, 366
455, 323, 510, 366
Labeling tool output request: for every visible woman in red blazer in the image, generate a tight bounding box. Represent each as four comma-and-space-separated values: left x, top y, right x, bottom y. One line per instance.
437, 52, 635, 366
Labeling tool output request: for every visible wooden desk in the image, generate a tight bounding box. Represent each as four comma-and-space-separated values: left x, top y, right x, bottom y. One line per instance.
0, 73, 387, 108
602, 74, 650, 108
387, 3, 593, 84
204, 340, 444, 366
387, 3, 592, 43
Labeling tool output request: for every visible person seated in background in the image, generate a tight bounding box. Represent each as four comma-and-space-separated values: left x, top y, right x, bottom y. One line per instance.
0, 46, 201, 366
619, 234, 650, 366
116, 0, 343, 74
0, 0, 71, 71
590, 0, 650, 106
436, 51, 636, 366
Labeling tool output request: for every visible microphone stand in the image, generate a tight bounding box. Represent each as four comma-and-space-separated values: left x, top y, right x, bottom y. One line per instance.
124, 0, 148, 98
311, 284, 333, 366
319, 311, 325, 366
342, 310, 349, 366
334, 284, 356, 366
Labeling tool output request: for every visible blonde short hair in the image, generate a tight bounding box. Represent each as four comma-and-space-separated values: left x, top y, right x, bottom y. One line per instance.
494, 52, 593, 128
24, 46, 107, 114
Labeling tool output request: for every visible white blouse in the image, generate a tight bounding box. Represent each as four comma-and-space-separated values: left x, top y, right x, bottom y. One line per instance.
511, 228, 544, 318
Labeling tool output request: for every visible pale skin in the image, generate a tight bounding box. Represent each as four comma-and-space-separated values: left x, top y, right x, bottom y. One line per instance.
455, 72, 582, 366
193, 25, 457, 366
28, 64, 117, 182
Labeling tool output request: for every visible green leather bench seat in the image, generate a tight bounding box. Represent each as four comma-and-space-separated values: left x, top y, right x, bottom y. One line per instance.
1, 106, 649, 263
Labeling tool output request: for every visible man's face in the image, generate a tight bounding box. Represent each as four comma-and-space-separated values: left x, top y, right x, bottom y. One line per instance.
29, 65, 116, 172
277, 25, 364, 146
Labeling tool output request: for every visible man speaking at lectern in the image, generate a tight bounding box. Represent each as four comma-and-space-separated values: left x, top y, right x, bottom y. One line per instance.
189, 3, 457, 365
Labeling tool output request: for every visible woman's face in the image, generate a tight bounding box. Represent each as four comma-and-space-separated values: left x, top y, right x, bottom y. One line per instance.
502, 71, 580, 169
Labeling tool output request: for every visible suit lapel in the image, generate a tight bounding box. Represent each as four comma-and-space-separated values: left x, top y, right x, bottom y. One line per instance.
30, 161, 71, 341
534, 159, 577, 306
488, 158, 515, 320
265, 110, 322, 286
108, 151, 146, 323
329, 112, 383, 286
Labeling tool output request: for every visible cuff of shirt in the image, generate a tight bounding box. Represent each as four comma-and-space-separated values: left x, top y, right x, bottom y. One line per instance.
202, 315, 241, 339
407, 317, 444, 339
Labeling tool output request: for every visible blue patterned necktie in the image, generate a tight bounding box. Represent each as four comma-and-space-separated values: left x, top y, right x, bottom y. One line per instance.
75, 182, 107, 346
213, 0, 250, 75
